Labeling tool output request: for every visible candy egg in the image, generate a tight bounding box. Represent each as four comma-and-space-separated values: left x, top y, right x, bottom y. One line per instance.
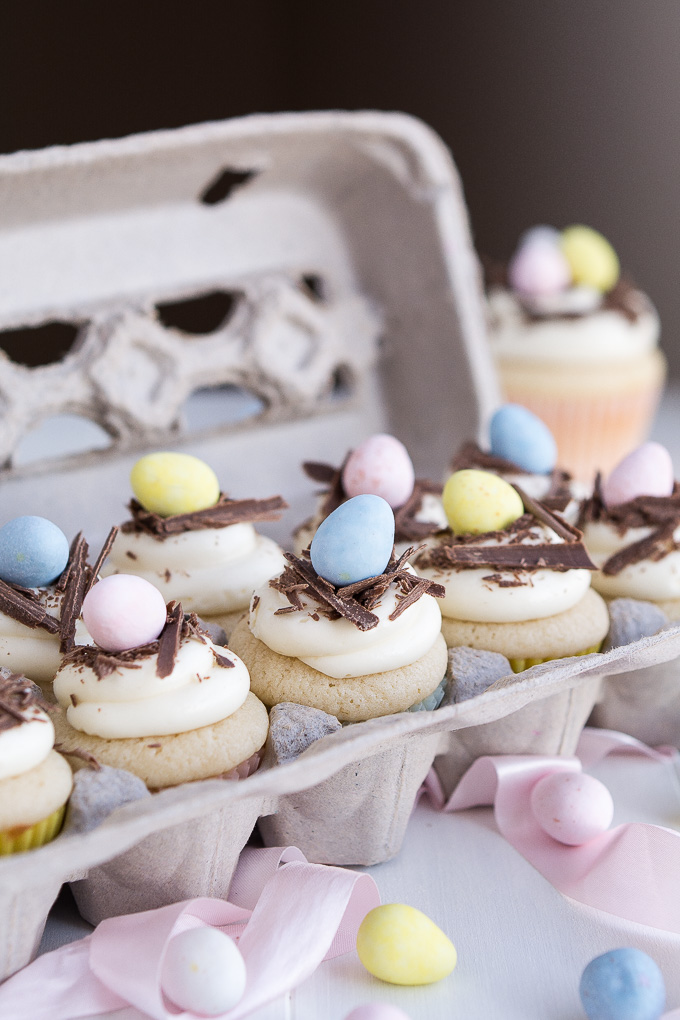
602, 442, 674, 508
580, 948, 665, 1020
508, 235, 571, 297
0, 516, 70, 588
130, 452, 220, 517
342, 434, 415, 509
530, 771, 614, 845
345, 1006, 412, 1020
489, 404, 558, 474
442, 470, 524, 535
517, 224, 562, 248
160, 927, 246, 1016
311, 495, 395, 587
82, 575, 168, 652
356, 904, 457, 986
560, 225, 620, 293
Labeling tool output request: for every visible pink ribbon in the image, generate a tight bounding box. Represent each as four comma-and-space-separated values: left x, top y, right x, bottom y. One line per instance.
425, 728, 680, 936
0, 845, 379, 1020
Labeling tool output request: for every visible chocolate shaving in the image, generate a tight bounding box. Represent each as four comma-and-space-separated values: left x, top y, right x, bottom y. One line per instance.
122, 494, 287, 538
54, 743, 102, 770
0, 673, 49, 731
513, 484, 581, 542
156, 602, 183, 678
87, 526, 118, 593
394, 479, 445, 542
450, 440, 531, 477
602, 521, 679, 575
0, 578, 60, 633
482, 573, 527, 588
59, 532, 89, 653
302, 461, 338, 485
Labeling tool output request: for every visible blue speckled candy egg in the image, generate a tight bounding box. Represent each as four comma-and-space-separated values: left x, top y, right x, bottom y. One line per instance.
0, 516, 70, 588
580, 948, 665, 1020
311, 495, 395, 587
489, 404, 558, 474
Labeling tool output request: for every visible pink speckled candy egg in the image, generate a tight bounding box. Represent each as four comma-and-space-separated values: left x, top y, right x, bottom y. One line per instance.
82, 574, 168, 652
345, 1006, 412, 1020
508, 235, 571, 297
342, 434, 415, 509
602, 442, 675, 508
530, 771, 614, 846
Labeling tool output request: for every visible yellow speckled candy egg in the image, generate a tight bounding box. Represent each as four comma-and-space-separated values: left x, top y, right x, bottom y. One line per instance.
560, 225, 620, 293
442, 469, 524, 535
356, 904, 457, 986
131, 452, 220, 517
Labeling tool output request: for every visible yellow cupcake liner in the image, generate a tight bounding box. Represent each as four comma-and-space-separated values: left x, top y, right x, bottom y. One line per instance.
508, 642, 602, 675
0, 804, 66, 856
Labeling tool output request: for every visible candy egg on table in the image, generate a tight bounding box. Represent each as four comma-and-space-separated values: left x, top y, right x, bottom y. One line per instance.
342, 434, 416, 509
579, 947, 665, 1020
489, 404, 558, 475
508, 233, 571, 296
0, 516, 70, 588
82, 574, 167, 652
560, 225, 620, 293
356, 904, 457, 986
530, 771, 614, 846
601, 442, 675, 508
345, 1006, 412, 1020
130, 451, 220, 517
160, 926, 247, 1016
442, 470, 524, 536
310, 494, 395, 586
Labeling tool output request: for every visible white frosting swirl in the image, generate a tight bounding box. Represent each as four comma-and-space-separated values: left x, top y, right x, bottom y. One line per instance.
0, 587, 91, 683
487, 287, 659, 365
54, 634, 250, 738
106, 523, 286, 615
0, 705, 55, 781
584, 520, 680, 601
417, 522, 592, 623
250, 569, 443, 679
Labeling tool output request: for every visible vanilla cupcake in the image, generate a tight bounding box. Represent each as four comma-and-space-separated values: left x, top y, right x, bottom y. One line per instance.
486, 226, 666, 479
52, 576, 268, 789
0, 671, 73, 854
293, 434, 446, 557
105, 453, 287, 637
414, 470, 609, 671
231, 495, 447, 723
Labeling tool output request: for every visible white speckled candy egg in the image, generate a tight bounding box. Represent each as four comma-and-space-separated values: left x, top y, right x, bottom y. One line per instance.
602, 442, 674, 508
161, 927, 246, 1016
530, 771, 614, 846
342, 434, 415, 509
82, 574, 168, 652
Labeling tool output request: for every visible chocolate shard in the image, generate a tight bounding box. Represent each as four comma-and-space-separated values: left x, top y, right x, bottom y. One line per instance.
450, 440, 531, 477
393, 479, 445, 542
0, 673, 50, 732
281, 553, 380, 631
122, 493, 288, 538
0, 578, 60, 634
418, 542, 596, 571
602, 522, 678, 576
156, 602, 183, 678
59, 532, 90, 653
87, 526, 119, 593
513, 484, 582, 543
302, 461, 338, 484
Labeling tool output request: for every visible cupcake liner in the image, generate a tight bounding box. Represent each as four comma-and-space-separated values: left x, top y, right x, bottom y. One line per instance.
498, 359, 665, 480
0, 805, 66, 857
507, 643, 602, 674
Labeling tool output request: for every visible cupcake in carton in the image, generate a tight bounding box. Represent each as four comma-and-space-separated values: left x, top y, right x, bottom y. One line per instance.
105, 452, 288, 637
51, 574, 269, 922
230, 493, 448, 865
580, 442, 680, 744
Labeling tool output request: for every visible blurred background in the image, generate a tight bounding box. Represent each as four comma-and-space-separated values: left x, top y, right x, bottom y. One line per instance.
1, 1, 679, 374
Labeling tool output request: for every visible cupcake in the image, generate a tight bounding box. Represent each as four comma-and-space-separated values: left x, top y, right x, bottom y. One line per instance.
293, 433, 447, 557
414, 470, 609, 670
104, 452, 287, 637
451, 404, 590, 522
0, 671, 73, 854
52, 575, 269, 788
0, 519, 108, 687
230, 494, 448, 722
579, 442, 680, 618
486, 225, 666, 479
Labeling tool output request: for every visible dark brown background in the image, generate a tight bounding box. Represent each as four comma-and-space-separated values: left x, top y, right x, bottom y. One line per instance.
2, 2, 679, 373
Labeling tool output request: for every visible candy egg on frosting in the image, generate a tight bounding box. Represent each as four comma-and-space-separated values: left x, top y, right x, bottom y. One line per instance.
442, 470, 524, 536
311, 494, 395, 587
560, 225, 620, 293
130, 452, 220, 517
489, 404, 558, 474
508, 232, 571, 297
0, 516, 70, 588
82, 574, 167, 652
580, 948, 665, 1020
160, 927, 247, 1016
530, 771, 614, 846
345, 1006, 412, 1020
356, 904, 457, 986
342, 434, 415, 509
601, 442, 674, 508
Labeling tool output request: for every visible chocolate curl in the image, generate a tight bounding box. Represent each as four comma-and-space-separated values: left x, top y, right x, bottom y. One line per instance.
513, 484, 582, 543
59, 533, 90, 653
156, 602, 183, 678
420, 542, 596, 571
0, 674, 50, 732
0, 578, 60, 634
393, 479, 445, 542
279, 553, 379, 631
602, 522, 679, 576
123, 494, 288, 538
86, 526, 119, 593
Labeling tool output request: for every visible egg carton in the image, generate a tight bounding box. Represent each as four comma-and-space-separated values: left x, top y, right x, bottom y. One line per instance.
1, 111, 679, 981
